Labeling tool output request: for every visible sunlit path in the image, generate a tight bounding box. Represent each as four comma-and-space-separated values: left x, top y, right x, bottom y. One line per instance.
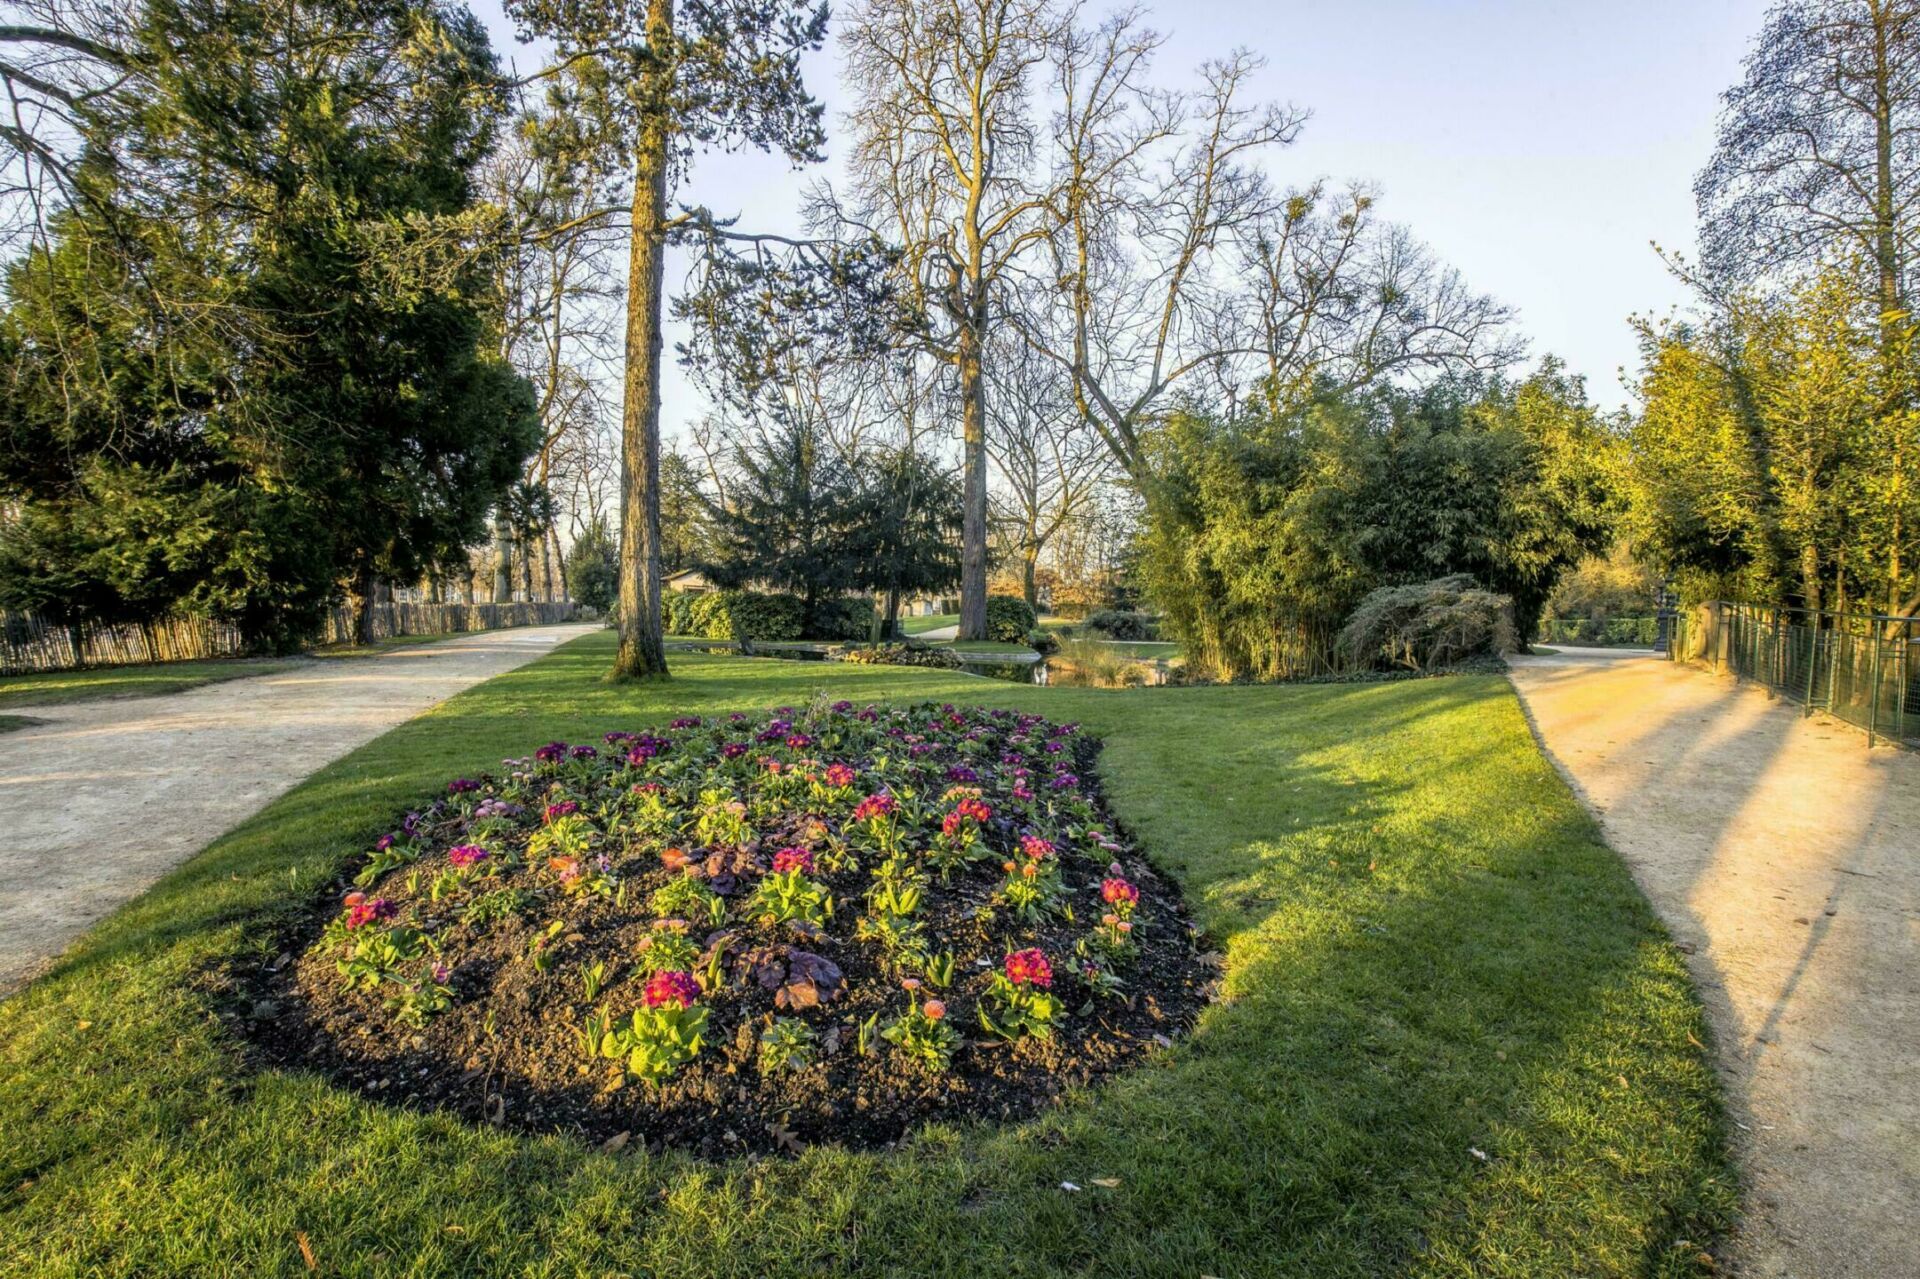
1508, 646, 1920, 1279
0, 624, 599, 993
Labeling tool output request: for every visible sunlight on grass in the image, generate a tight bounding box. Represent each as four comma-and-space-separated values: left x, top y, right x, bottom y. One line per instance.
0, 633, 1733, 1277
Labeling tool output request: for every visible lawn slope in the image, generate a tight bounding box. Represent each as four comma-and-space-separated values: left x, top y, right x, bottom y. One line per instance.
0, 633, 1733, 1278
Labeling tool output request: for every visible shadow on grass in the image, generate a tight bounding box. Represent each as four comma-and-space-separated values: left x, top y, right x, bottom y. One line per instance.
0, 638, 1733, 1278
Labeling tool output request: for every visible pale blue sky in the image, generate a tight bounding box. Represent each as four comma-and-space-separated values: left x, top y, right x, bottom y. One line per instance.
478, 0, 1763, 431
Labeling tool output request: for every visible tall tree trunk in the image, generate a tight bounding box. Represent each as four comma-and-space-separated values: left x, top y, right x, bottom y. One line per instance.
613, 0, 673, 679
493, 515, 513, 603
1021, 539, 1039, 609
520, 536, 535, 604
1871, 0, 1909, 616
546, 527, 567, 602
958, 297, 989, 641
353, 561, 380, 646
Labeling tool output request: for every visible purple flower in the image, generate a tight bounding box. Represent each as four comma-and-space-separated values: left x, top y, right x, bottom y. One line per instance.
569, 745, 598, 761
447, 780, 479, 794
671, 716, 703, 730
375, 833, 396, 852
831, 700, 853, 714
431, 962, 453, 985
534, 741, 569, 764
946, 765, 978, 783
720, 742, 748, 759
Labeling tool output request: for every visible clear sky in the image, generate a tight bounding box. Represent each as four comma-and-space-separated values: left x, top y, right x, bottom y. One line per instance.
476, 0, 1765, 430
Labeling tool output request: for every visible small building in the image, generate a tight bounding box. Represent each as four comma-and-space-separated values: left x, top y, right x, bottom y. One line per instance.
665, 568, 716, 595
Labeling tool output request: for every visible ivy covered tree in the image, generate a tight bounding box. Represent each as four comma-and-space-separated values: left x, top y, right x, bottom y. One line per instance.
501, 0, 831, 680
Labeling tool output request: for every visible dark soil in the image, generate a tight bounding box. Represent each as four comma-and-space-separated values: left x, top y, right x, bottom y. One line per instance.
242, 703, 1217, 1158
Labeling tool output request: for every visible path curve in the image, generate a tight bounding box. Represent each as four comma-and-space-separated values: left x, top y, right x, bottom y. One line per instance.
1507, 646, 1919, 1278
0, 623, 598, 992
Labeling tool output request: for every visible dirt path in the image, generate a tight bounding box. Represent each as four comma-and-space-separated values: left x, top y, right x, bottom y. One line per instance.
0, 624, 597, 993
1507, 647, 1920, 1278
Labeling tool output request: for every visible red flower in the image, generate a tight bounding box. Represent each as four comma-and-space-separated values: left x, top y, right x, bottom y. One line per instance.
643, 970, 701, 1010
1004, 948, 1053, 988
824, 763, 856, 787
922, 998, 947, 1021
345, 897, 396, 930
771, 846, 814, 874
1101, 876, 1140, 907
852, 793, 897, 822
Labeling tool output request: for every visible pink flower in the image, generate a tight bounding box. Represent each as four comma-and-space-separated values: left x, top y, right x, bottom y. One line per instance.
447, 844, 489, 868
771, 846, 814, 874
1004, 948, 1053, 988
1021, 835, 1056, 861
642, 970, 701, 1010
543, 801, 579, 823
1101, 876, 1139, 907
824, 763, 856, 787
922, 998, 947, 1021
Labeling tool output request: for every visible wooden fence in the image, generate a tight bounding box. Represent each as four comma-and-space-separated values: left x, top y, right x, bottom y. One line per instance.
0, 600, 577, 675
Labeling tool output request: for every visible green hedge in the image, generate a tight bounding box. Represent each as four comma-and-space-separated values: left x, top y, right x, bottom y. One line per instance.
808, 595, 878, 643
1539, 616, 1658, 647
691, 590, 805, 642
985, 594, 1038, 643
1084, 608, 1160, 641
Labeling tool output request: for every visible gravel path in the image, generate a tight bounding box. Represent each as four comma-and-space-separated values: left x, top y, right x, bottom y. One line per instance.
0, 624, 597, 993
1507, 646, 1920, 1278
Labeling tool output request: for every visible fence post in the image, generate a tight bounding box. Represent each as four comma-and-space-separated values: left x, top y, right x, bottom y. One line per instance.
1867, 633, 1882, 747
1804, 620, 1819, 716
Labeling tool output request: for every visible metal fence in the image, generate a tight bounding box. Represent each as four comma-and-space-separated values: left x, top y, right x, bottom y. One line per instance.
1669, 601, 1918, 746
0, 600, 577, 675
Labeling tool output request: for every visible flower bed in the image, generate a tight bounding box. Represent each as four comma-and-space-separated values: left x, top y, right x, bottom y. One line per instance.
261, 700, 1213, 1155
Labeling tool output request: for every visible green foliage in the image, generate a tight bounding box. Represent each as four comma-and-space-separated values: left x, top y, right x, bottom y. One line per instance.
983, 594, 1038, 642
0, 0, 538, 649
1337, 576, 1517, 673
598, 1002, 709, 1085
693, 590, 806, 642
808, 595, 878, 642
757, 1016, 819, 1073
1625, 268, 1919, 613
833, 643, 966, 669
1084, 609, 1159, 641
1140, 365, 1615, 680
564, 520, 619, 613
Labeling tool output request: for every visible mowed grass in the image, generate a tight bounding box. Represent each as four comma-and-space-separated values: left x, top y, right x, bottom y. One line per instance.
0, 657, 298, 707
0, 632, 1734, 1277
898, 612, 957, 635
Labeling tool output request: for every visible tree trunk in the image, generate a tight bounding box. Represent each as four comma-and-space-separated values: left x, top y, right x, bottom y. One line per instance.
1021, 541, 1038, 609
886, 587, 902, 640
353, 561, 380, 646
493, 515, 513, 603
520, 536, 535, 605
957, 297, 990, 641
612, 0, 674, 679
547, 527, 568, 602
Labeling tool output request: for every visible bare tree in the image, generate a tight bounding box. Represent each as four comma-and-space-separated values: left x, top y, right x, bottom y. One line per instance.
1019, 18, 1514, 478
984, 335, 1110, 606
838, 0, 1063, 639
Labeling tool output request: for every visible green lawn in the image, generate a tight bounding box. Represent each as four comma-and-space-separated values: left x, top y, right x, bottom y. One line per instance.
899, 611, 957, 635
0, 658, 298, 707
0, 633, 1733, 1277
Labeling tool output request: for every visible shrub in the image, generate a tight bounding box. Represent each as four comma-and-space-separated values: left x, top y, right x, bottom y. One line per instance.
692, 589, 805, 641
1025, 627, 1060, 655
832, 642, 965, 669
984, 594, 1037, 642
808, 595, 877, 642
1084, 609, 1159, 641
1337, 575, 1516, 673
665, 591, 699, 636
